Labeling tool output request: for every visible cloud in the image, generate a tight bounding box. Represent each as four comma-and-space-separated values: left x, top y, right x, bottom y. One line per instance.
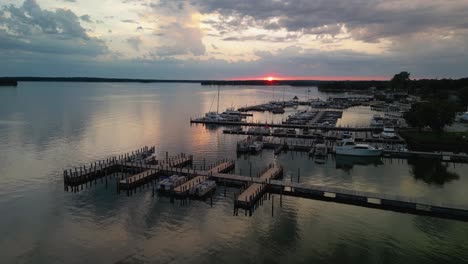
193, 0, 468, 42
79, 14, 92, 23
121, 19, 138, 24
0, 0, 107, 57
153, 22, 205, 57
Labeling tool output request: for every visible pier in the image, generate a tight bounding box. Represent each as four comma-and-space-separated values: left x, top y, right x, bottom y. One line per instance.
235, 163, 283, 209
190, 118, 382, 131
63, 149, 468, 221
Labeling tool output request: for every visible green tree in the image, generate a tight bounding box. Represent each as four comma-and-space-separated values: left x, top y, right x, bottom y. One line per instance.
391, 71, 411, 92
458, 86, 468, 110
404, 100, 456, 134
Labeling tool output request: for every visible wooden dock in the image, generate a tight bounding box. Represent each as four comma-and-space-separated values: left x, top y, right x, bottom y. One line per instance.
63, 151, 468, 221
173, 175, 208, 195
119, 169, 159, 190
236, 164, 283, 209
157, 153, 193, 168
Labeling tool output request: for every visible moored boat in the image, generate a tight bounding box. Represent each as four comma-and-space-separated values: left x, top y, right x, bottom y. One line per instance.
335, 138, 382, 157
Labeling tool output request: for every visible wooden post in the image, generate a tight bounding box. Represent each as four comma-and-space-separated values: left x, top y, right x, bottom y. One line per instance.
271, 194, 274, 217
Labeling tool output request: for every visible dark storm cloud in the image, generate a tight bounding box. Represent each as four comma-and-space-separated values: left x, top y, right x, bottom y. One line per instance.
193, 0, 468, 42
0, 0, 107, 56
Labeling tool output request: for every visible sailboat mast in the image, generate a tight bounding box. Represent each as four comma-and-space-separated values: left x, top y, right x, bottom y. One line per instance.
217, 86, 220, 113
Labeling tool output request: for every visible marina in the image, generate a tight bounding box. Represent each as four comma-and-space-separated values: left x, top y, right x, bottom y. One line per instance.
3, 82, 468, 263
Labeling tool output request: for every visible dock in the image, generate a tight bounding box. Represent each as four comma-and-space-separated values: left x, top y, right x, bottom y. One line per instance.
227, 129, 405, 144
235, 163, 283, 209
191, 118, 382, 131
63, 150, 468, 222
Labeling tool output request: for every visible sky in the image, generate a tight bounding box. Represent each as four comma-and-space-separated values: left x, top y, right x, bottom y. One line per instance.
0, 0, 467, 80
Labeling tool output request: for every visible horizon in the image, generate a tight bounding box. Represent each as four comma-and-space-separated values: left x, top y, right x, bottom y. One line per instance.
1, 0, 468, 79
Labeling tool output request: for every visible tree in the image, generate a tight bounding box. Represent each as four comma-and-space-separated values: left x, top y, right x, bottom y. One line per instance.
404, 100, 456, 134
458, 86, 468, 110
391, 71, 411, 92
404, 103, 430, 132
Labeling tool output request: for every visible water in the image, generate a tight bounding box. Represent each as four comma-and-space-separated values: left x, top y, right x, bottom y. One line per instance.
0, 82, 467, 263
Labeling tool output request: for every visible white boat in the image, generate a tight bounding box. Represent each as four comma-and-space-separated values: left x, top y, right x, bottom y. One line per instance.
342, 131, 352, 138
157, 175, 186, 191
189, 180, 216, 197
249, 141, 263, 152
248, 126, 270, 135
382, 127, 397, 139
335, 138, 382, 156
204, 111, 226, 121
372, 131, 381, 138
222, 107, 242, 116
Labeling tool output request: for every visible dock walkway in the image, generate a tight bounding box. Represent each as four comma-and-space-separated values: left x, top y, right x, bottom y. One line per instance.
236, 164, 283, 208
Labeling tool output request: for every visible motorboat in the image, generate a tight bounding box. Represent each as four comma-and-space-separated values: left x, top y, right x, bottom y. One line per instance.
222, 107, 242, 116
248, 126, 270, 135
342, 131, 352, 138
370, 114, 384, 127
189, 180, 216, 197
335, 138, 382, 156
382, 127, 397, 139
372, 131, 381, 138
249, 141, 264, 153
157, 175, 186, 191
204, 112, 226, 121
273, 128, 285, 134
271, 107, 285, 114
286, 128, 296, 135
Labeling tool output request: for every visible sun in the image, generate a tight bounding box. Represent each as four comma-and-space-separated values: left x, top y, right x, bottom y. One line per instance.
265, 76, 274, 81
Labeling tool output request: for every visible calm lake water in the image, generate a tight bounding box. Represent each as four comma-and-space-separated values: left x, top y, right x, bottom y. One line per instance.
0, 82, 467, 263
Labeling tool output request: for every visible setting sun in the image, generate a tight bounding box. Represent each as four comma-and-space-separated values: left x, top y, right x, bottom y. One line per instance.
266, 76, 274, 81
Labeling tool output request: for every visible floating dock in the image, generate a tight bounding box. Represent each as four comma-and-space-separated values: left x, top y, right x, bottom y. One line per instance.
235, 163, 283, 209
63, 150, 468, 221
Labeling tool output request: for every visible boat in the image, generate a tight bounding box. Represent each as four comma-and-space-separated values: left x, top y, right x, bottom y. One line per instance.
189, 180, 216, 197
314, 144, 328, 164
204, 111, 226, 121
342, 131, 352, 138
249, 141, 263, 153
335, 138, 382, 156
382, 127, 397, 139
302, 128, 310, 135
222, 107, 242, 116
370, 114, 384, 127
372, 131, 381, 138
271, 107, 285, 114
273, 128, 285, 134
248, 126, 270, 135
157, 175, 186, 191
286, 128, 296, 135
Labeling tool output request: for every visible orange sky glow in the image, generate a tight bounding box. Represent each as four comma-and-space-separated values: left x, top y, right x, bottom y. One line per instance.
227, 75, 390, 81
